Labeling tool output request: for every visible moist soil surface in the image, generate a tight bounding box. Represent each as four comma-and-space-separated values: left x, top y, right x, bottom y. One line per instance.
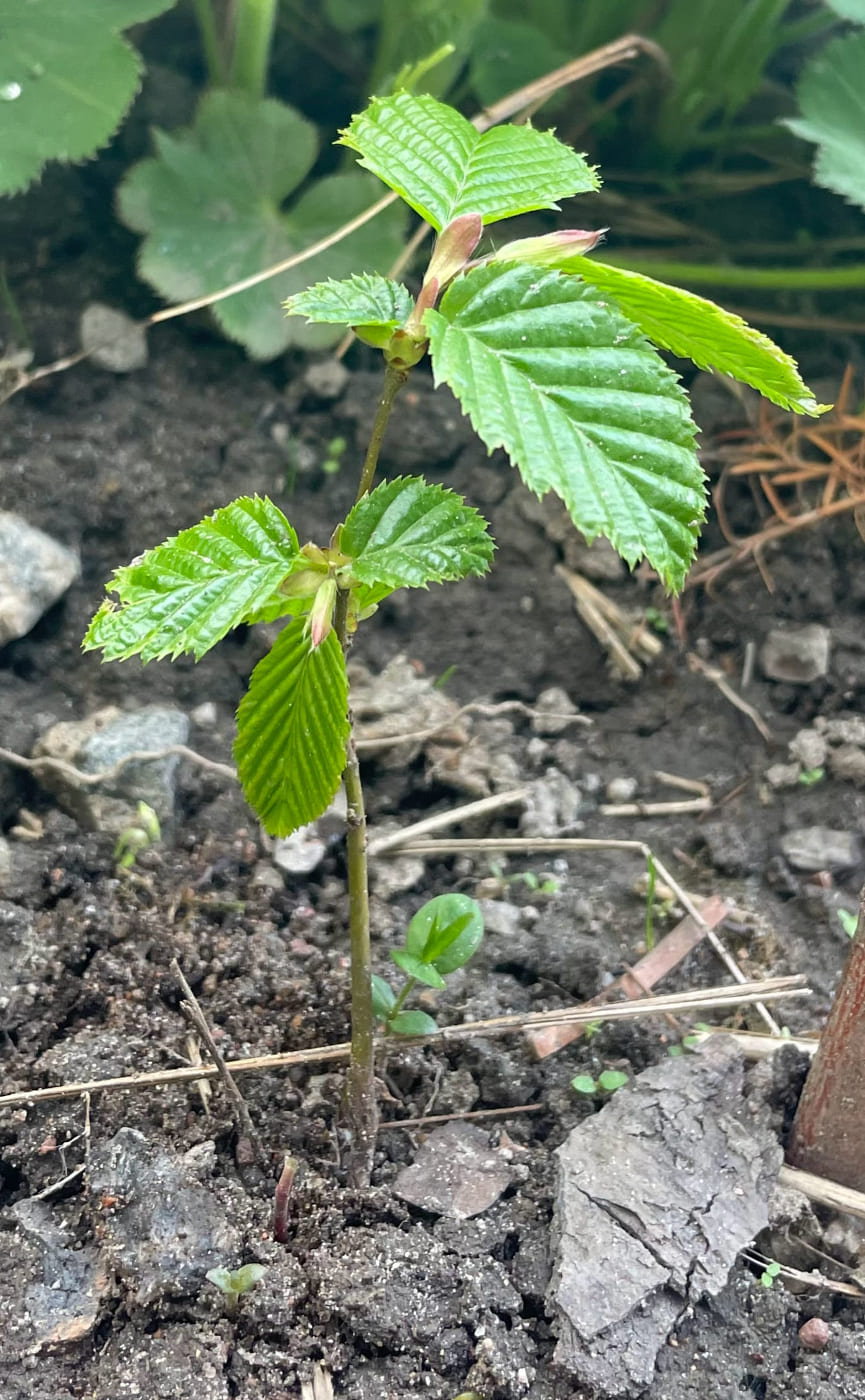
2, 171, 865, 1400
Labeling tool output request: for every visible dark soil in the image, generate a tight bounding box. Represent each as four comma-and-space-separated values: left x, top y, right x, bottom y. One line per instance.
2, 161, 865, 1400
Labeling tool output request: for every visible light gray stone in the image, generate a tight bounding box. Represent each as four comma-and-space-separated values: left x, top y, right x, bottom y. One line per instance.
815, 714, 865, 746
765, 762, 802, 790
520, 771, 581, 837
606, 775, 638, 803
759, 625, 830, 683
478, 898, 522, 939
33, 704, 189, 833
303, 358, 349, 400
4, 1200, 109, 1355
0, 512, 80, 644
780, 826, 861, 872
531, 686, 579, 736
80, 302, 148, 372
789, 728, 827, 771
828, 745, 865, 786
394, 1121, 515, 1219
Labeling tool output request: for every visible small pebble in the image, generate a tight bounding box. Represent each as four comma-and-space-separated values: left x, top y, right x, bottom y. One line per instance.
80, 303, 148, 372
191, 701, 218, 728
606, 776, 638, 803
798, 1317, 830, 1352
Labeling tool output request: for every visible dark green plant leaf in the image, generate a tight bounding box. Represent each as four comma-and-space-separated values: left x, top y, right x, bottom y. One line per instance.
83, 496, 302, 663
426, 263, 706, 591
371, 973, 397, 1018
391, 949, 446, 989
388, 1009, 439, 1036
0, 0, 176, 195
338, 90, 598, 232
469, 17, 562, 110
285, 273, 414, 344
118, 90, 405, 359
552, 257, 822, 416
369, 0, 486, 98
406, 893, 484, 973
787, 30, 865, 215
234, 621, 349, 836
342, 477, 494, 590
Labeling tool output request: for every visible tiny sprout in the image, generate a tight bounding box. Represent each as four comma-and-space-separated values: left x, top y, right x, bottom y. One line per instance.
206, 1263, 266, 1312
372, 894, 484, 1037
321, 435, 347, 476
114, 801, 161, 870
838, 908, 858, 939
760, 1260, 782, 1288
571, 1069, 629, 1096
643, 606, 669, 634
798, 766, 825, 787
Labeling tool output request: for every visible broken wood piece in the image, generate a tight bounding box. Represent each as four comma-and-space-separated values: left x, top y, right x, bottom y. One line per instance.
687, 650, 773, 744
526, 894, 732, 1059
778, 1164, 865, 1224
555, 566, 645, 680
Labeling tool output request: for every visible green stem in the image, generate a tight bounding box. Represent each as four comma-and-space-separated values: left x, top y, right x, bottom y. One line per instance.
191, 0, 227, 86
596, 257, 865, 292
388, 976, 418, 1025
229, 0, 278, 98
333, 361, 408, 1186
354, 362, 407, 504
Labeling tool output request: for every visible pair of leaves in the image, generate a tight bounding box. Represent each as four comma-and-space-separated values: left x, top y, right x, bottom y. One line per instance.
85, 480, 493, 836
0, 0, 175, 195
373, 894, 484, 1037
118, 90, 406, 359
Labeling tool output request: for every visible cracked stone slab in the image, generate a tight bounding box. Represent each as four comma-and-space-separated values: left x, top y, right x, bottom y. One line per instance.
2, 1199, 109, 1357
548, 1037, 781, 1397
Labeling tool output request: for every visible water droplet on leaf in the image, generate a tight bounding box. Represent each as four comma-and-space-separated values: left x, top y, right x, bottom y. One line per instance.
0, 81, 22, 101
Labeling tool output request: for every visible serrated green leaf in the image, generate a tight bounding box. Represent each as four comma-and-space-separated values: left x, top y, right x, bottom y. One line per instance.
406, 894, 484, 972
426, 263, 706, 591
341, 477, 494, 590
391, 950, 446, 989
554, 257, 822, 416
389, 1009, 439, 1037
118, 90, 406, 359
786, 31, 865, 216
0, 0, 176, 195
234, 621, 349, 837
338, 91, 598, 232
285, 274, 414, 341
83, 496, 302, 663
371, 974, 397, 1018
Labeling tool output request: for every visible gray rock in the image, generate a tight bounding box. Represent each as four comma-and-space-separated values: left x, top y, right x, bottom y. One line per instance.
606, 775, 638, 803
190, 700, 218, 728
2, 1200, 108, 1358
394, 1122, 515, 1219
94, 1324, 230, 1400
88, 1128, 240, 1306
350, 654, 460, 770
765, 762, 802, 790
562, 533, 625, 581
80, 303, 148, 372
759, 625, 830, 684
828, 744, 865, 786
531, 687, 579, 736
32, 704, 189, 833
303, 358, 349, 400
478, 898, 522, 940
0, 512, 80, 644
815, 714, 865, 747
520, 771, 581, 837
0, 900, 47, 1032
549, 1038, 781, 1397
789, 728, 827, 771
0, 835, 11, 885
780, 826, 861, 872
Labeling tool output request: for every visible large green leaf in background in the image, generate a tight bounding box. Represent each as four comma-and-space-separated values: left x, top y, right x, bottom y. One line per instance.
787, 29, 865, 215
119, 91, 406, 359
83, 496, 303, 662
425, 263, 706, 591
0, 0, 176, 194
339, 91, 598, 232
341, 477, 495, 589
235, 621, 350, 836
823, 0, 865, 19
546, 256, 823, 415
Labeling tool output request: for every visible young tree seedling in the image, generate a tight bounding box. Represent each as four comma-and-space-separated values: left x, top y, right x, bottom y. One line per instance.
371, 893, 483, 1036
85, 91, 822, 1186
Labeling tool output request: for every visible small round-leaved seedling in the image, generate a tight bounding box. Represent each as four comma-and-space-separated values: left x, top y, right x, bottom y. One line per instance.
206, 1263, 266, 1314
571, 1069, 629, 1097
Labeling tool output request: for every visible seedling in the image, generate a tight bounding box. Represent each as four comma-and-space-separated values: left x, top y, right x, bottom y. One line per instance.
85, 91, 820, 1185
572, 1069, 629, 1097
206, 1262, 266, 1315
113, 801, 161, 871
322, 436, 348, 477
372, 893, 483, 1036
798, 766, 825, 787
488, 860, 560, 897
838, 908, 858, 938
760, 1259, 782, 1289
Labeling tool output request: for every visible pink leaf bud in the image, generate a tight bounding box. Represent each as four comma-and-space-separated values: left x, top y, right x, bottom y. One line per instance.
307, 576, 337, 649
424, 212, 484, 290
492, 228, 607, 266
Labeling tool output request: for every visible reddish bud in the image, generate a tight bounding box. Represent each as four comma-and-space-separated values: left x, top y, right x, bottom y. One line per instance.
425, 212, 484, 290
307, 576, 337, 648
492, 228, 607, 266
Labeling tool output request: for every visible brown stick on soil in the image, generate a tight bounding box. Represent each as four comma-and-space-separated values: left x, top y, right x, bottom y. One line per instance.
787, 888, 865, 1191
171, 959, 267, 1169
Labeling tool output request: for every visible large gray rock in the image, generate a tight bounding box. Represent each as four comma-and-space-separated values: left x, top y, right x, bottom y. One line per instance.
0, 512, 79, 644
88, 1129, 240, 1306
32, 704, 189, 833
780, 826, 861, 872
549, 1038, 781, 1397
